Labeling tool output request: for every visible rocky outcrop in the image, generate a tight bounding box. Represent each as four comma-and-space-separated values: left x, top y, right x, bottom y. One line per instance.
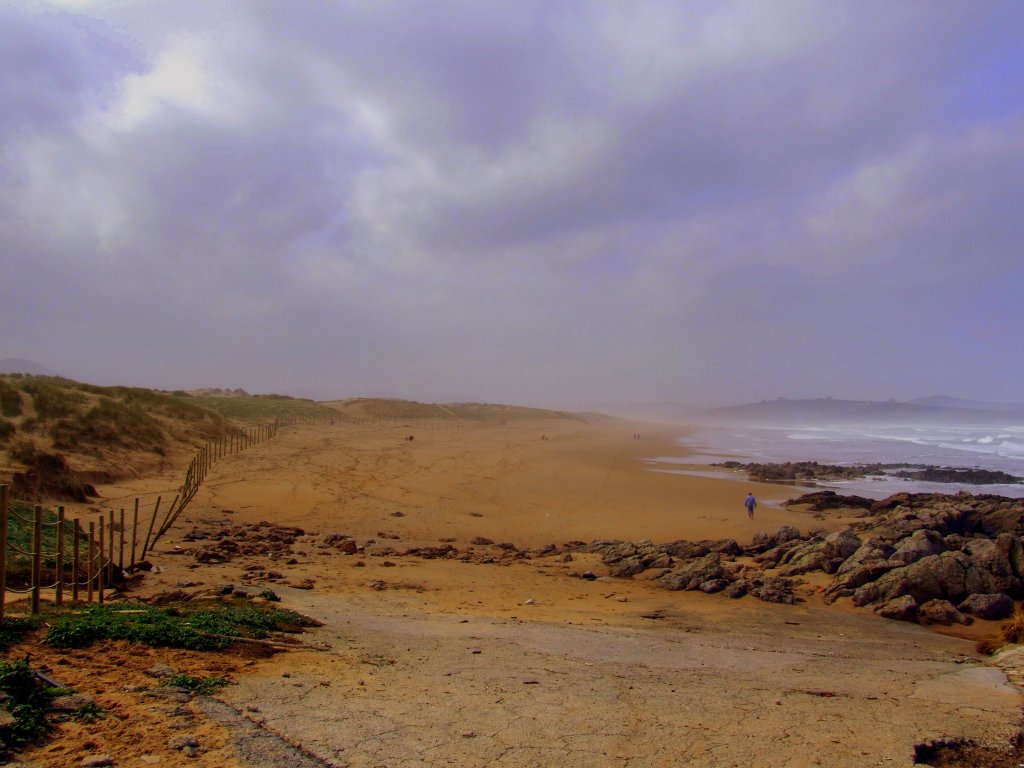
874, 595, 919, 622
660, 553, 725, 591
852, 551, 996, 607
778, 529, 861, 576
891, 529, 946, 565
958, 593, 1015, 620
917, 599, 972, 626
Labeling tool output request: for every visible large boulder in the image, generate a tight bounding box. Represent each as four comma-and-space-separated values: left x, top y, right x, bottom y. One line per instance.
824, 559, 905, 604
917, 599, 972, 626
660, 553, 725, 591
852, 551, 996, 607
875, 595, 919, 622
958, 593, 1015, 621
961, 534, 1023, 596
891, 529, 946, 565
753, 538, 804, 567
750, 575, 797, 604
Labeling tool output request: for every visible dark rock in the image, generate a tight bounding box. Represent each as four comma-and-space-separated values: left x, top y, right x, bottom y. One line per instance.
698, 578, 730, 594
917, 599, 972, 626
750, 576, 796, 604
784, 491, 875, 512
722, 579, 748, 599
701, 538, 743, 557
753, 538, 803, 567
660, 553, 724, 591
875, 595, 918, 622
891, 529, 946, 565
772, 526, 802, 546
962, 533, 1023, 595
471, 536, 494, 546
823, 559, 904, 604
608, 556, 648, 578
957, 593, 1015, 620
852, 551, 996, 607
49, 693, 95, 712
663, 540, 711, 560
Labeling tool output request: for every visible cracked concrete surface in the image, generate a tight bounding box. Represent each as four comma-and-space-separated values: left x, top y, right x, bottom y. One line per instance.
216, 587, 1021, 768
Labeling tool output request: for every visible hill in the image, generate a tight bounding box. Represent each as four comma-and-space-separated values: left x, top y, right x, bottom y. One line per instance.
0, 376, 336, 500
0, 358, 59, 376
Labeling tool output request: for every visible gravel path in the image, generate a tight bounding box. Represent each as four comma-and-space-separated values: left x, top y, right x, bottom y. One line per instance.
213, 588, 1022, 768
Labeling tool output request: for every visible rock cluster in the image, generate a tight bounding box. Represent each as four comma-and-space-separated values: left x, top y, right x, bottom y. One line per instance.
590, 492, 1024, 625
182, 520, 305, 563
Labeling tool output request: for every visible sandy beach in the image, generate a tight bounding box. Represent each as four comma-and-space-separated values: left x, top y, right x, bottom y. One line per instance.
18, 415, 1024, 767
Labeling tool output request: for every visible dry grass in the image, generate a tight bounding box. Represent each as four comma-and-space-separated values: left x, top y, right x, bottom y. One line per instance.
974, 606, 1024, 655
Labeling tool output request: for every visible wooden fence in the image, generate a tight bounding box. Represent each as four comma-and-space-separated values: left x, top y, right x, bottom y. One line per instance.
0, 418, 287, 617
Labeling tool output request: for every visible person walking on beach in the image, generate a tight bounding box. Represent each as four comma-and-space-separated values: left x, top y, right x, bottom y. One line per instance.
745, 492, 757, 519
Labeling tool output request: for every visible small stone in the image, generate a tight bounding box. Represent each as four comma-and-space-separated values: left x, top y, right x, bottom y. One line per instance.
81, 757, 116, 767
523, 598, 536, 605
146, 663, 175, 679
50, 693, 95, 712
167, 734, 199, 751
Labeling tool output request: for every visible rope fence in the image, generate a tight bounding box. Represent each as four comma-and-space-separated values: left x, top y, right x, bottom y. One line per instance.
0, 416, 293, 617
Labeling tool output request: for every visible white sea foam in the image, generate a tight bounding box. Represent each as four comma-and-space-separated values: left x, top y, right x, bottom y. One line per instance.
665, 422, 1024, 498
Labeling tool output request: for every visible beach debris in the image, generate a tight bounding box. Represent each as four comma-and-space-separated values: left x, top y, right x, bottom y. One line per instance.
523, 598, 536, 605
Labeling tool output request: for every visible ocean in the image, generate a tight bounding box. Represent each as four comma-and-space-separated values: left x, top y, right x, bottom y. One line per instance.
649, 423, 1024, 499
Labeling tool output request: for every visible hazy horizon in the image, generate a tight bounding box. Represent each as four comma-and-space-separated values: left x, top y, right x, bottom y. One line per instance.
3, 2, 1022, 410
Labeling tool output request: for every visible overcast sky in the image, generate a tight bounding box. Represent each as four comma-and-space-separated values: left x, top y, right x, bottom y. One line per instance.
2, 1, 1022, 407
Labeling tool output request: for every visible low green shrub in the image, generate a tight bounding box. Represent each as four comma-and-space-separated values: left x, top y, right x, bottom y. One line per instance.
160, 674, 228, 696
45, 602, 319, 650
0, 660, 57, 746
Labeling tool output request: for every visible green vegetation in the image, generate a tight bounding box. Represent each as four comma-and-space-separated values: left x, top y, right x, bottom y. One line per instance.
188, 393, 337, 423
0, 660, 59, 746
1, 501, 84, 582
160, 673, 228, 696
258, 588, 281, 602
50, 397, 166, 452
0, 375, 232, 460
0, 617, 40, 651
44, 601, 320, 650
0, 380, 22, 417
22, 381, 84, 420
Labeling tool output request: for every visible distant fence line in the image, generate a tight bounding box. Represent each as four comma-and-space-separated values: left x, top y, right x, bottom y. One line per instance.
0, 412, 474, 617
0, 417, 292, 617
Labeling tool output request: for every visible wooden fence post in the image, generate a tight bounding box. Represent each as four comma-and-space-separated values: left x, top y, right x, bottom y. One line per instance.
107, 509, 115, 586
119, 508, 125, 572
0, 484, 7, 621
56, 506, 65, 607
97, 516, 105, 605
87, 522, 94, 603
31, 505, 42, 615
130, 500, 139, 570
141, 496, 161, 560
73, 519, 81, 602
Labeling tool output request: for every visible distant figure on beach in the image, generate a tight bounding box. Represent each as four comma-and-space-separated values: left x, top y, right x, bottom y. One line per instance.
745, 492, 756, 519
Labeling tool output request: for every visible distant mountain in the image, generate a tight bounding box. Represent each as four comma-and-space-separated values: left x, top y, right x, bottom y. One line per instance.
704, 397, 1024, 426
0, 358, 59, 376
906, 396, 1024, 412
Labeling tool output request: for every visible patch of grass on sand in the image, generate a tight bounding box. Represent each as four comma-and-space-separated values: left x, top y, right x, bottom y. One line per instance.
160, 673, 228, 696
44, 601, 320, 651
0, 659, 60, 746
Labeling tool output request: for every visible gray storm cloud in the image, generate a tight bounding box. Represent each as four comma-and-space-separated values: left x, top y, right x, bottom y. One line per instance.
1, 0, 1022, 407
